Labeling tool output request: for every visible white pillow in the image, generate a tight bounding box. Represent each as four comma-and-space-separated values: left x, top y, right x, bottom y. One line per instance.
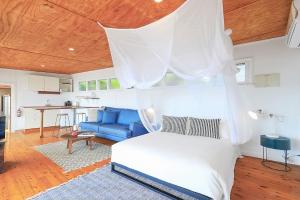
219, 119, 230, 140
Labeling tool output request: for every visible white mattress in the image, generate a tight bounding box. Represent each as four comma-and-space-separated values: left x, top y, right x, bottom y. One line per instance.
111, 132, 239, 200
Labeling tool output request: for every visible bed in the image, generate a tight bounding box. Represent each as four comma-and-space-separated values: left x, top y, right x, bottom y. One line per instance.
111, 132, 239, 200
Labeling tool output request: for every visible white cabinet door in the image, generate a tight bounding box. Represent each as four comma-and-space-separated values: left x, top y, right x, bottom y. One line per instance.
28, 75, 44, 91
44, 77, 59, 92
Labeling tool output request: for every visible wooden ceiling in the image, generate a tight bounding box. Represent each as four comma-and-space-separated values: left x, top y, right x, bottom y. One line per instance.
0, 0, 292, 74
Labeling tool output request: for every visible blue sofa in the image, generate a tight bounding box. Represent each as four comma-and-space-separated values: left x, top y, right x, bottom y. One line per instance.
79, 107, 148, 141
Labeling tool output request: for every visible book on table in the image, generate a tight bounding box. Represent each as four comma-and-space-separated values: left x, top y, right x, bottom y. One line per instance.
77, 132, 95, 137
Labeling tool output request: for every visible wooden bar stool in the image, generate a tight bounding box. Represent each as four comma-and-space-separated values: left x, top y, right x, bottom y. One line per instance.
75, 112, 86, 130
53, 113, 71, 137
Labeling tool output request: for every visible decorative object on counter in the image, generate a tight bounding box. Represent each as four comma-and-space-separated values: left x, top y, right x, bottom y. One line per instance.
260, 134, 291, 172
64, 101, 72, 107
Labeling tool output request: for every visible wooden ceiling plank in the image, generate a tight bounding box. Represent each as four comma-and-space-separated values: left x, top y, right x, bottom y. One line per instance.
224, 0, 291, 44
0, 0, 293, 74
0, 0, 107, 64
223, 0, 259, 13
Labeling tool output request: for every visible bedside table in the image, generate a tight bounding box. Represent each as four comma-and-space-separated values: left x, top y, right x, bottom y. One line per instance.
260, 135, 291, 172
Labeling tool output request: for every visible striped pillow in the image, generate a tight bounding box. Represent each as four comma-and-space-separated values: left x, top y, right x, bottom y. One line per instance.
186, 118, 221, 139
161, 116, 188, 135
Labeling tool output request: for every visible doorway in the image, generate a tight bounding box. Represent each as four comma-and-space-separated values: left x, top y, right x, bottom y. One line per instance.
0, 85, 11, 132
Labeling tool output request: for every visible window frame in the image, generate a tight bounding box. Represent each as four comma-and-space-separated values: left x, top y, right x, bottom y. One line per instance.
78, 81, 87, 91
87, 80, 97, 91
109, 78, 121, 90
235, 58, 253, 85
98, 79, 108, 90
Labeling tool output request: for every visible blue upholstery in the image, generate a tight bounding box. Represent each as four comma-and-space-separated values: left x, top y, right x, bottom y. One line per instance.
102, 111, 119, 124
97, 110, 104, 122
117, 109, 140, 125
129, 122, 148, 137
260, 135, 291, 150
79, 107, 148, 141
99, 124, 131, 138
80, 122, 100, 133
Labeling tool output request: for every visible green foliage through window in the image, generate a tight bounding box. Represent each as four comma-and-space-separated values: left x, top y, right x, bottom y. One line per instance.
109, 78, 121, 89
79, 81, 87, 91
98, 79, 108, 90
88, 80, 96, 90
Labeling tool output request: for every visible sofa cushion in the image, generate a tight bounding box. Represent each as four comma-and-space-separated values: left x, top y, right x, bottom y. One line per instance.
98, 124, 131, 138
97, 110, 104, 122
117, 109, 140, 125
102, 111, 118, 124
79, 122, 100, 133
105, 107, 123, 113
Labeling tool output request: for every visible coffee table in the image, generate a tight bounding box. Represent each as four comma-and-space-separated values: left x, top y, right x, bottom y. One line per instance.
61, 131, 96, 154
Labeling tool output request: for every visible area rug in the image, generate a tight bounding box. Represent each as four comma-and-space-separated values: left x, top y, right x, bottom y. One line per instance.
35, 141, 111, 172
28, 165, 197, 200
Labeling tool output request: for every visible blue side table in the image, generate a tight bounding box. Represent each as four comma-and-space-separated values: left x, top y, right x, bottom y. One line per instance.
260, 135, 291, 172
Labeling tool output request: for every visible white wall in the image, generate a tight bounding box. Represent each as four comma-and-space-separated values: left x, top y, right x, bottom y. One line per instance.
0, 68, 71, 131
71, 37, 300, 165
235, 38, 300, 165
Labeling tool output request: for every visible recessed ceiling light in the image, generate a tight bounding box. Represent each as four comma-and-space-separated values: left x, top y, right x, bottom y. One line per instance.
68, 47, 75, 51
154, 0, 163, 3
41, 64, 45, 68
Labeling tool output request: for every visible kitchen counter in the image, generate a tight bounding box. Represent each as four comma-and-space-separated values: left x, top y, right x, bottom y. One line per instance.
23, 106, 100, 138
23, 106, 99, 110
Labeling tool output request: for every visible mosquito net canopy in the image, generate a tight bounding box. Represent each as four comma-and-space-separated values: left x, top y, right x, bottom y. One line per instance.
99, 0, 252, 145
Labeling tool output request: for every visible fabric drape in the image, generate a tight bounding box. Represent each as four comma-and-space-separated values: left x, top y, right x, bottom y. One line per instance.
99, 0, 252, 145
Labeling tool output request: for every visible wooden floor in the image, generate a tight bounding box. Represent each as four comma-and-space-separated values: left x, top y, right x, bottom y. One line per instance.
0, 131, 299, 200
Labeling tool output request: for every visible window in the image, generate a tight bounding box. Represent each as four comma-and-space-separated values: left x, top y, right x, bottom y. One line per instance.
153, 72, 184, 87
109, 78, 121, 89
164, 72, 184, 86
235, 58, 252, 84
79, 81, 87, 91
98, 79, 108, 90
87, 80, 96, 90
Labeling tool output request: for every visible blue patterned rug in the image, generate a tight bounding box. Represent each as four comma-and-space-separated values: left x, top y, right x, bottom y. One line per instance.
28, 165, 197, 200
35, 141, 111, 172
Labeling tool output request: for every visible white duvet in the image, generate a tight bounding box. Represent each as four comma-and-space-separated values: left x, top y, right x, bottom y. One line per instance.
111, 132, 239, 200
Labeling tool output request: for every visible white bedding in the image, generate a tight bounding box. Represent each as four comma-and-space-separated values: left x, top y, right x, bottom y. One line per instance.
111, 132, 239, 200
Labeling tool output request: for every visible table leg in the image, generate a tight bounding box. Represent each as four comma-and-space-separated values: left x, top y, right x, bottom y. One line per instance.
73, 109, 76, 126
40, 110, 44, 138
69, 140, 73, 154
89, 138, 93, 150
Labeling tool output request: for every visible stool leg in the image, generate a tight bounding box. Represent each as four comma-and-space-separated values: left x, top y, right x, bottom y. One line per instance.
67, 115, 71, 132
57, 115, 62, 137
53, 114, 59, 137
285, 150, 288, 172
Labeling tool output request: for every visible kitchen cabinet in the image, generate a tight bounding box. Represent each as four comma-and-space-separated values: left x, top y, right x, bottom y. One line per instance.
28, 75, 59, 92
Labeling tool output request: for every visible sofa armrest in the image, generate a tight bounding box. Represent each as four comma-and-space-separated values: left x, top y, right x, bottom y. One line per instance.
129, 122, 148, 137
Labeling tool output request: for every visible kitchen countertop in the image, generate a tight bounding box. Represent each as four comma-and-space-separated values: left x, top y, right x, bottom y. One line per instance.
22, 106, 100, 110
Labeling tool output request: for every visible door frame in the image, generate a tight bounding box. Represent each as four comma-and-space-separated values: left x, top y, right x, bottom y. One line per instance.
0, 83, 14, 133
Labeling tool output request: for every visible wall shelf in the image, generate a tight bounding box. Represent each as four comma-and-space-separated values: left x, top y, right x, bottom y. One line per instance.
38, 91, 61, 95
76, 96, 100, 100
